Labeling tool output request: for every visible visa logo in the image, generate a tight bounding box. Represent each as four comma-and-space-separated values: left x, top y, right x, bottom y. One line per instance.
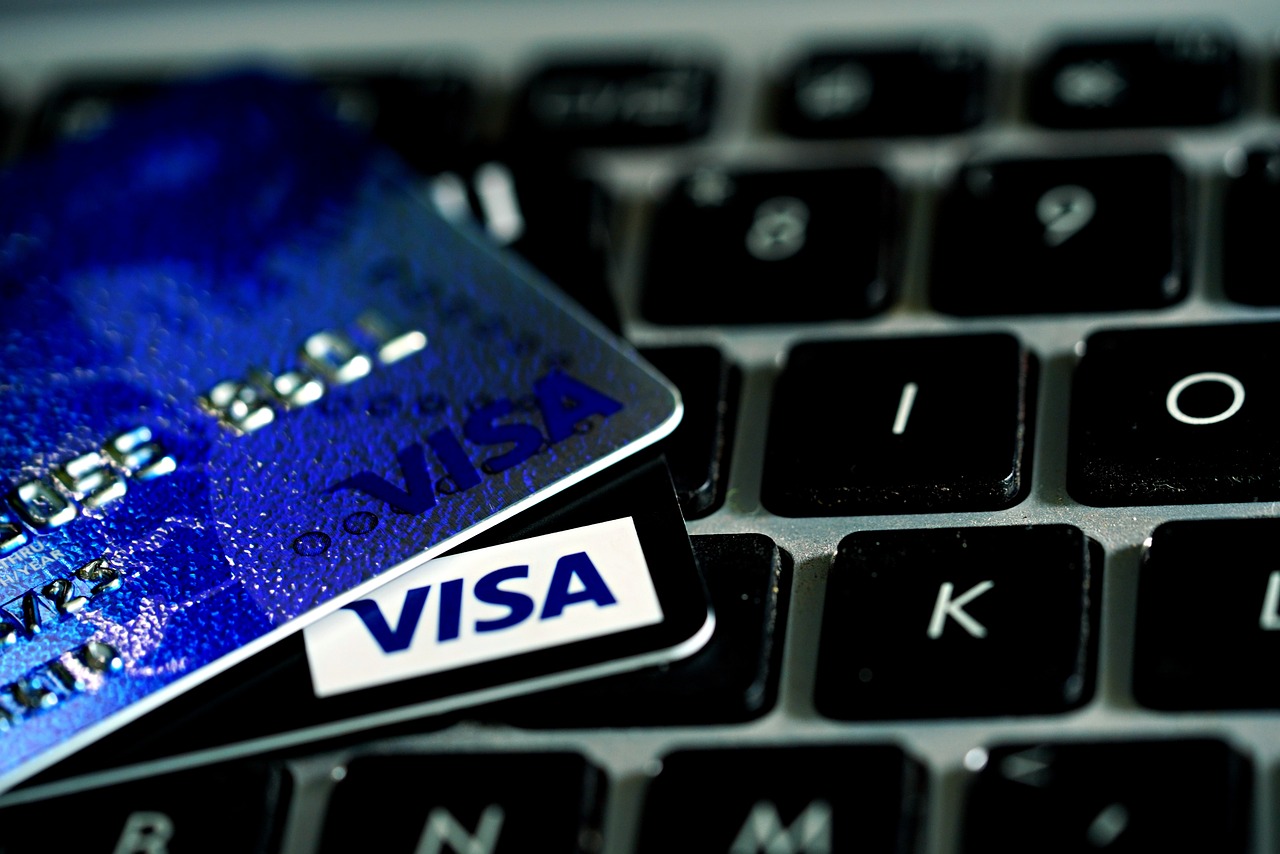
345, 550, 617, 653
327, 370, 623, 515
303, 517, 664, 697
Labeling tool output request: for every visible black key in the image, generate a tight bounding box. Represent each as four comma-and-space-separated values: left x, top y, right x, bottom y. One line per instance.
642, 167, 895, 324
776, 40, 986, 137
815, 526, 1097, 720
1134, 519, 1280, 710
0, 762, 289, 853
931, 155, 1186, 315
762, 334, 1033, 515
428, 158, 620, 330
514, 57, 716, 147
25, 76, 168, 151
636, 745, 924, 853
319, 752, 604, 854
1223, 147, 1280, 305
962, 740, 1252, 853
477, 533, 789, 726
1028, 28, 1241, 128
642, 346, 739, 518
1068, 323, 1280, 506
0, 94, 12, 158
313, 70, 475, 173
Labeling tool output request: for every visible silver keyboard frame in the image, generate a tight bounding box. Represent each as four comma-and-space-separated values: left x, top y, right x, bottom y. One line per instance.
3, 1, 1280, 851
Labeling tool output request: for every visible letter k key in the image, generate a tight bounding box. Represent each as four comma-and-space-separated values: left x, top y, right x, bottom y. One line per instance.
927, 580, 995, 639
815, 525, 1098, 719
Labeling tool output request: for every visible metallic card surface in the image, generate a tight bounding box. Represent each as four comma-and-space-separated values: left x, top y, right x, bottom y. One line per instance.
0, 73, 680, 789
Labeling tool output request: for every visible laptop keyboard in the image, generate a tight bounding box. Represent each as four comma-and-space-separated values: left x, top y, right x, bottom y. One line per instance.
2, 2, 1280, 851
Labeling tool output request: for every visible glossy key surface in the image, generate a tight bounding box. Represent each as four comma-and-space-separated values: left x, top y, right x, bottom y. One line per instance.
762, 334, 1033, 515
0, 95, 11, 157
1223, 147, 1280, 306
931, 155, 1185, 315
480, 532, 789, 726
776, 40, 987, 137
312, 70, 475, 174
1068, 323, 1280, 506
429, 156, 620, 330
0, 762, 290, 854
641, 346, 739, 518
1027, 28, 1241, 128
643, 166, 894, 324
1134, 519, 1280, 710
816, 525, 1097, 720
319, 752, 604, 854
962, 739, 1252, 853
636, 744, 925, 853
513, 57, 716, 147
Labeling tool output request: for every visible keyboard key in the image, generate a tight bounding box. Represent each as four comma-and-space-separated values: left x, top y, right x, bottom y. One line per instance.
776, 40, 987, 137
642, 167, 894, 324
1067, 323, 1280, 506
0, 94, 12, 157
962, 739, 1252, 853
319, 752, 604, 853
1028, 28, 1241, 128
514, 57, 716, 147
429, 157, 620, 330
25, 75, 167, 150
314, 70, 475, 173
762, 334, 1032, 515
641, 346, 739, 518
931, 155, 1186, 315
30, 70, 476, 170
1134, 518, 1280, 710
0, 762, 290, 853
816, 525, 1097, 720
477, 533, 789, 726
636, 744, 924, 853
1223, 147, 1280, 305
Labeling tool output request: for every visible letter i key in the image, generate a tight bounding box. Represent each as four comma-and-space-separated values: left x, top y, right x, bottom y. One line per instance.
763, 333, 1033, 515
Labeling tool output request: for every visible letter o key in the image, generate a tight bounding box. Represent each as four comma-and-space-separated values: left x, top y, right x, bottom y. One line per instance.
1165, 372, 1245, 425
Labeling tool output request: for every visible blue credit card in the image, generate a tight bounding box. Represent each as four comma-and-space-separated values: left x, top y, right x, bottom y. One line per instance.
0, 72, 681, 789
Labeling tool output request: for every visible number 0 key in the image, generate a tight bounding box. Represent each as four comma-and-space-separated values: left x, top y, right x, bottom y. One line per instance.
1068, 323, 1280, 505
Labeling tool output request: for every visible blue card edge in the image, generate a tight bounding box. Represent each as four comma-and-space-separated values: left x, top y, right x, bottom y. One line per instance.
0, 179, 687, 793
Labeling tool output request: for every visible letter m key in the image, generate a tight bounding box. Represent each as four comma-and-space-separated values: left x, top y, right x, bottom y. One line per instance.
729, 800, 833, 854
